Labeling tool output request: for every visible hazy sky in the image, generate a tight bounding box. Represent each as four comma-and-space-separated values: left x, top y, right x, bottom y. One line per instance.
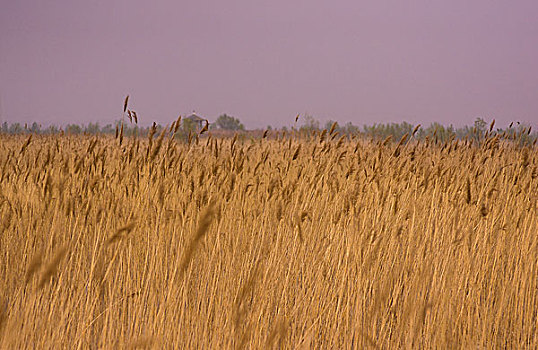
1, 0, 537, 128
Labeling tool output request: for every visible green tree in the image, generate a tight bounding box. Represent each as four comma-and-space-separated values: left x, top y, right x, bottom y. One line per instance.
182, 119, 197, 133
46, 125, 59, 134
173, 118, 198, 141
324, 120, 340, 133
9, 123, 22, 134
30, 122, 41, 134
214, 114, 244, 131
85, 122, 100, 134
473, 117, 487, 140
342, 122, 359, 135
474, 117, 487, 133
300, 115, 320, 132
102, 124, 114, 134
66, 124, 82, 134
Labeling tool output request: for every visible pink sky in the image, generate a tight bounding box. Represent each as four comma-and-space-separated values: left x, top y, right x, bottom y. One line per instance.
1, 0, 537, 128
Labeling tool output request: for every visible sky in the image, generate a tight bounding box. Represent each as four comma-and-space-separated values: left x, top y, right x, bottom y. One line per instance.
1, 0, 537, 129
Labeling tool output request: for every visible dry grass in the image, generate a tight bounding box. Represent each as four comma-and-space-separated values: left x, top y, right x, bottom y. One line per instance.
0, 131, 537, 348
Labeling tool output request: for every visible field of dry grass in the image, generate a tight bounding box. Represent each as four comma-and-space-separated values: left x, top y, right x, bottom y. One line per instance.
0, 130, 537, 348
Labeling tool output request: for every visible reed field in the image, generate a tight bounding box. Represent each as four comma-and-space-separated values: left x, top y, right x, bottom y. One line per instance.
0, 128, 537, 348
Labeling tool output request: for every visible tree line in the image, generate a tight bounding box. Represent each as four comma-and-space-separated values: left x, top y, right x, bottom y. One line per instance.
1, 116, 536, 145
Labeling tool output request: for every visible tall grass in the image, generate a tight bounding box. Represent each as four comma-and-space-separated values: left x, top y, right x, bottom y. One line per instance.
0, 131, 536, 348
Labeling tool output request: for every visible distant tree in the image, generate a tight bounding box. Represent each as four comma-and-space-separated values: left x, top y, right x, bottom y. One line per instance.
182, 118, 197, 133
66, 124, 82, 134
85, 122, 100, 134
508, 122, 535, 146
342, 122, 359, 135
101, 124, 114, 134
30, 122, 41, 134
324, 120, 340, 133
214, 114, 244, 131
362, 122, 416, 140
473, 117, 487, 140
46, 125, 59, 134
474, 118, 487, 133
9, 123, 22, 134
172, 118, 198, 141
300, 115, 320, 132
422, 122, 455, 142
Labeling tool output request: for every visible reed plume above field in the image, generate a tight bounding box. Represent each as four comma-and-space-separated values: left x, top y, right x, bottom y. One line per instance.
0, 129, 536, 348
